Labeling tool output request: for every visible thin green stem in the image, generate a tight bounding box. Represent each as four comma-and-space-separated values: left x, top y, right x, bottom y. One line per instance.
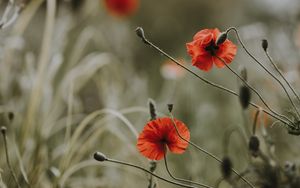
249, 102, 288, 126
1, 127, 21, 188
164, 153, 209, 187
227, 27, 300, 119
265, 50, 300, 107
168, 113, 256, 188
223, 127, 246, 155
135, 29, 289, 126
252, 109, 260, 135
223, 126, 249, 157
143, 38, 238, 97
216, 55, 294, 129
105, 158, 204, 188
215, 178, 225, 188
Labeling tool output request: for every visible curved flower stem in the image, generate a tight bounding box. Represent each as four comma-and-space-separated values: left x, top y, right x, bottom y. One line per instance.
223, 127, 247, 155
233, 167, 251, 182
168, 113, 256, 188
164, 153, 208, 187
215, 178, 225, 188
264, 51, 300, 107
252, 109, 260, 135
135, 28, 290, 126
215, 55, 295, 129
226, 27, 300, 119
103, 158, 207, 188
1, 127, 21, 188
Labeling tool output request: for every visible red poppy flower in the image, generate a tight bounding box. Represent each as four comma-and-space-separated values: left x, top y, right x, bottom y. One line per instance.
186, 28, 237, 71
103, 0, 139, 17
137, 117, 190, 160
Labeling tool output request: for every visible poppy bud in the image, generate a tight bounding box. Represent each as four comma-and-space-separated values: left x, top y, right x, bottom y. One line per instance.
148, 99, 157, 120
249, 136, 260, 157
221, 156, 232, 179
216, 32, 228, 45
167, 104, 173, 113
149, 161, 157, 172
239, 85, 251, 109
1, 126, 6, 135
8, 112, 14, 121
135, 27, 146, 43
238, 65, 248, 81
262, 39, 268, 52
94, 152, 107, 162
71, 0, 83, 11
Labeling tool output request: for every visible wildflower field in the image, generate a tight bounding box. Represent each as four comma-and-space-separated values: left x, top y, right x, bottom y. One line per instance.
1, 0, 300, 188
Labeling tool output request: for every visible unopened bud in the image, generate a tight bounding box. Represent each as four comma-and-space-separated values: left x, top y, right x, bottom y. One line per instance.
216, 32, 228, 45
239, 85, 251, 109
1, 126, 7, 134
249, 136, 260, 157
262, 39, 268, 52
221, 156, 232, 179
149, 161, 157, 172
167, 104, 173, 113
94, 152, 107, 162
71, 0, 84, 11
135, 27, 146, 43
8, 112, 14, 121
238, 66, 248, 81
148, 99, 157, 120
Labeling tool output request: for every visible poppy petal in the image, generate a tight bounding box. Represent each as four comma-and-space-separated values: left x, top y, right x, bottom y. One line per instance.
166, 119, 190, 154
104, 0, 139, 17
137, 117, 190, 160
192, 55, 213, 71
186, 28, 237, 71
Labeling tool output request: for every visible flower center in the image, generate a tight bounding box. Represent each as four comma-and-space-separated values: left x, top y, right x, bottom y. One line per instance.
161, 137, 169, 144
205, 40, 219, 56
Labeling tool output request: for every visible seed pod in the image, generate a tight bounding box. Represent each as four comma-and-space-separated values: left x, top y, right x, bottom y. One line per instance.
1, 126, 7, 134
8, 112, 14, 121
94, 152, 107, 162
135, 27, 146, 42
216, 32, 228, 45
71, 0, 84, 11
238, 65, 248, 81
249, 136, 260, 157
149, 161, 157, 172
221, 156, 232, 179
262, 39, 268, 52
148, 99, 157, 120
239, 85, 251, 109
167, 104, 173, 113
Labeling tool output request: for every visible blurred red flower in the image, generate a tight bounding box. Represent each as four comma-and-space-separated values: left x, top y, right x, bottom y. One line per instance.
160, 58, 186, 80
186, 28, 237, 71
137, 117, 190, 160
103, 0, 139, 17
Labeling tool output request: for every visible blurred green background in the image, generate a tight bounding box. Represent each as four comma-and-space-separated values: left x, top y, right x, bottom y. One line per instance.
0, 0, 300, 187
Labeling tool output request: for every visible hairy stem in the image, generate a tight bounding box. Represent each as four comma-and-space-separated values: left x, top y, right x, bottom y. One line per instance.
216, 55, 294, 129
169, 113, 255, 188
105, 158, 207, 188
227, 27, 300, 119
265, 50, 300, 108
135, 28, 290, 126
164, 153, 208, 187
